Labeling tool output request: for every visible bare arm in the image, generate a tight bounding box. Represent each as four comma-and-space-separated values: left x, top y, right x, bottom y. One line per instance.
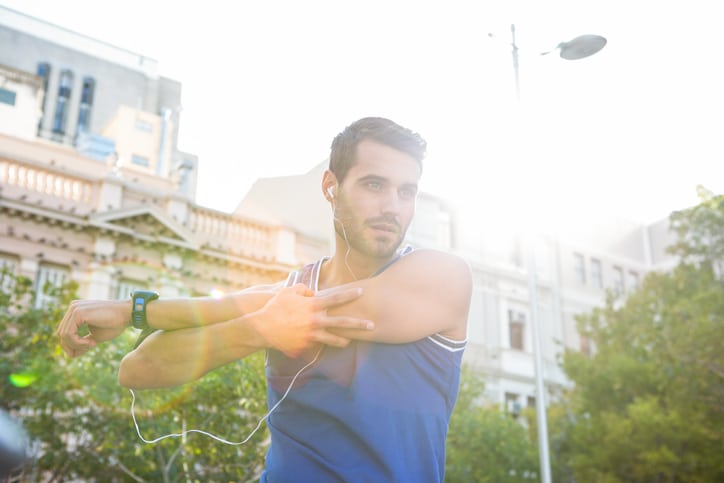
118, 315, 263, 389
57, 281, 369, 357
323, 249, 472, 343
143, 283, 281, 331
118, 284, 374, 389
56, 284, 283, 357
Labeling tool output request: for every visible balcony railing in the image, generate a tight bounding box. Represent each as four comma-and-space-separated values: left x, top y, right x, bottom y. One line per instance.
0, 155, 296, 265
188, 207, 278, 261
0, 158, 96, 210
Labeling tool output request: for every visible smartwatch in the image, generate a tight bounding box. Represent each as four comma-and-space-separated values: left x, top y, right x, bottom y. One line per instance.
130, 290, 159, 330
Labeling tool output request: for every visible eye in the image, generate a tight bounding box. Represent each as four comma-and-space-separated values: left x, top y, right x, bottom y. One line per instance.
366, 181, 382, 191
399, 187, 418, 200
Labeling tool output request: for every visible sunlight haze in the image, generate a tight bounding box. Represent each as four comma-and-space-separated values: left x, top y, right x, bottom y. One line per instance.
3, 0, 722, 226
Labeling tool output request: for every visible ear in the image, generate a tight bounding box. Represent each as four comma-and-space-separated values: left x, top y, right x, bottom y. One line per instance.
322, 170, 338, 202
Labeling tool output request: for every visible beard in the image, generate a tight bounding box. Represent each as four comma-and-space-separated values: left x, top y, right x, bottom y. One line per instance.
333, 205, 408, 260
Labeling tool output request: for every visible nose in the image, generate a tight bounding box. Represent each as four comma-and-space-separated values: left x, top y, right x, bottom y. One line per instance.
380, 189, 401, 216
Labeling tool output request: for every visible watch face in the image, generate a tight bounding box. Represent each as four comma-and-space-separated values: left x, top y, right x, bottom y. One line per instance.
131, 292, 157, 330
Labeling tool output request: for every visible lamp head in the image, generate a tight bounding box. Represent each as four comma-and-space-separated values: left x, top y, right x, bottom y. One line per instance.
556, 34, 607, 60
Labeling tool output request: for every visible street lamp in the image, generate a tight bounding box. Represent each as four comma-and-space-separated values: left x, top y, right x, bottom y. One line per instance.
509, 24, 607, 101
504, 24, 606, 483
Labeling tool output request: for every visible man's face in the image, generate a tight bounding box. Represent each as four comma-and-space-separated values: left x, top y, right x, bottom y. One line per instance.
334, 139, 421, 260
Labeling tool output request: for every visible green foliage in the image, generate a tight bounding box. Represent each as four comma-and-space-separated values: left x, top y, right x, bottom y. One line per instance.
0, 271, 268, 482
446, 366, 539, 482
669, 187, 724, 266
554, 192, 724, 482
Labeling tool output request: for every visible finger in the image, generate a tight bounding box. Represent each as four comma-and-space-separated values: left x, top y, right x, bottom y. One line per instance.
314, 287, 363, 308
311, 331, 351, 348
56, 305, 74, 336
292, 283, 315, 296
321, 316, 374, 331
57, 308, 83, 342
60, 329, 95, 355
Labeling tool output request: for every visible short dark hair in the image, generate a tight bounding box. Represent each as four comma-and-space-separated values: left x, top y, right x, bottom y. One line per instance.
329, 117, 427, 183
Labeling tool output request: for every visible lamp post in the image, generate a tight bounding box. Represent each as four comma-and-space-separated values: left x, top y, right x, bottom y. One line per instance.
506, 23, 606, 483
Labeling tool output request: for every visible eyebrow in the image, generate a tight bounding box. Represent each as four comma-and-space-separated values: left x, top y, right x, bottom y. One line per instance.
356, 175, 418, 189
357, 174, 387, 184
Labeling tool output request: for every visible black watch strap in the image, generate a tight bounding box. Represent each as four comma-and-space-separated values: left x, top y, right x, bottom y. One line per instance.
130, 290, 159, 330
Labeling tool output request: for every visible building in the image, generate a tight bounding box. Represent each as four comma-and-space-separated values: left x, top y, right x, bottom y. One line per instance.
460, 214, 677, 413
0, 6, 325, 308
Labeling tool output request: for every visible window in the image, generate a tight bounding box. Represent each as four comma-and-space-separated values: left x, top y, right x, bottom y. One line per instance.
0, 254, 18, 294
505, 392, 522, 417
131, 154, 149, 167
628, 271, 639, 292
573, 252, 586, 284
52, 69, 74, 135
591, 258, 603, 289
36, 62, 51, 133
0, 88, 17, 106
36, 62, 51, 92
76, 77, 95, 133
508, 309, 526, 351
34, 264, 69, 309
612, 266, 624, 296
116, 279, 146, 300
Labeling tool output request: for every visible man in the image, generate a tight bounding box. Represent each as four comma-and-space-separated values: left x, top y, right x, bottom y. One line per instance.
57, 117, 472, 482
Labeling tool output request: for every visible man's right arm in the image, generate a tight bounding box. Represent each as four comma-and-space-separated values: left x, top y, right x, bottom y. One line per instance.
117, 313, 264, 389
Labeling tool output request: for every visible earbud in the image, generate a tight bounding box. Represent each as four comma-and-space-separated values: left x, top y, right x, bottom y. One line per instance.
327, 186, 335, 199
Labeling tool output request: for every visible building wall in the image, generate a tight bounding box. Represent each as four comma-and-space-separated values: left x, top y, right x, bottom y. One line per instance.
0, 7, 187, 187
0, 133, 321, 304
0, 6, 323, 307
0, 65, 43, 140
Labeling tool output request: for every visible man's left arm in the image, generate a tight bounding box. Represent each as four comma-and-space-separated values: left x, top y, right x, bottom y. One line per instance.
323, 249, 472, 342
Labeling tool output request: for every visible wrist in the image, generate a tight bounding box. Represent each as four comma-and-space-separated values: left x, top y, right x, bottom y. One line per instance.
130, 290, 159, 330
120, 299, 133, 329
239, 311, 269, 351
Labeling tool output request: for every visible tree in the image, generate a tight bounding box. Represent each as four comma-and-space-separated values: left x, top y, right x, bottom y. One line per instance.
555, 192, 724, 482
445, 366, 539, 482
0, 270, 268, 482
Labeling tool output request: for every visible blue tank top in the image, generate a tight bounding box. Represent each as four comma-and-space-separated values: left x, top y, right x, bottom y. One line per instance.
261, 247, 466, 482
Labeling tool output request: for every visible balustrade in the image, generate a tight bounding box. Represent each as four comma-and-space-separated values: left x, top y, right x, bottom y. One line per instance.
0, 159, 93, 204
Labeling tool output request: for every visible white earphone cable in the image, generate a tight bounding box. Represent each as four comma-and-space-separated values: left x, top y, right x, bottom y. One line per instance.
331, 192, 358, 281
130, 346, 324, 445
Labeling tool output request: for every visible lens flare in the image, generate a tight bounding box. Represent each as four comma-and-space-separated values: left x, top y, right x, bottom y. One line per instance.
9, 372, 38, 387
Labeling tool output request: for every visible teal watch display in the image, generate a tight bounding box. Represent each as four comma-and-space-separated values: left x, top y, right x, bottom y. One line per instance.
130, 290, 159, 330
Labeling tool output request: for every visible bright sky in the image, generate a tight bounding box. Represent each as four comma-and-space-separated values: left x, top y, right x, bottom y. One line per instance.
3, 0, 723, 228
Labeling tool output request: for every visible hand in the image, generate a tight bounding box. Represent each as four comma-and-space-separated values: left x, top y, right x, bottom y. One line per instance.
251, 283, 373, 357
56, 299, 130, 357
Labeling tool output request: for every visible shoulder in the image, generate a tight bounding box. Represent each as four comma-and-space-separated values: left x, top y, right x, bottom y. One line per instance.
393, 249, 471, 340
397, 249, 472, 284
382, 248, 472, 311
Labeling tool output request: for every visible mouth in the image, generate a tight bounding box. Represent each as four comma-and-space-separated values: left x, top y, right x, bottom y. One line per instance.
368, 223, 399, 234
